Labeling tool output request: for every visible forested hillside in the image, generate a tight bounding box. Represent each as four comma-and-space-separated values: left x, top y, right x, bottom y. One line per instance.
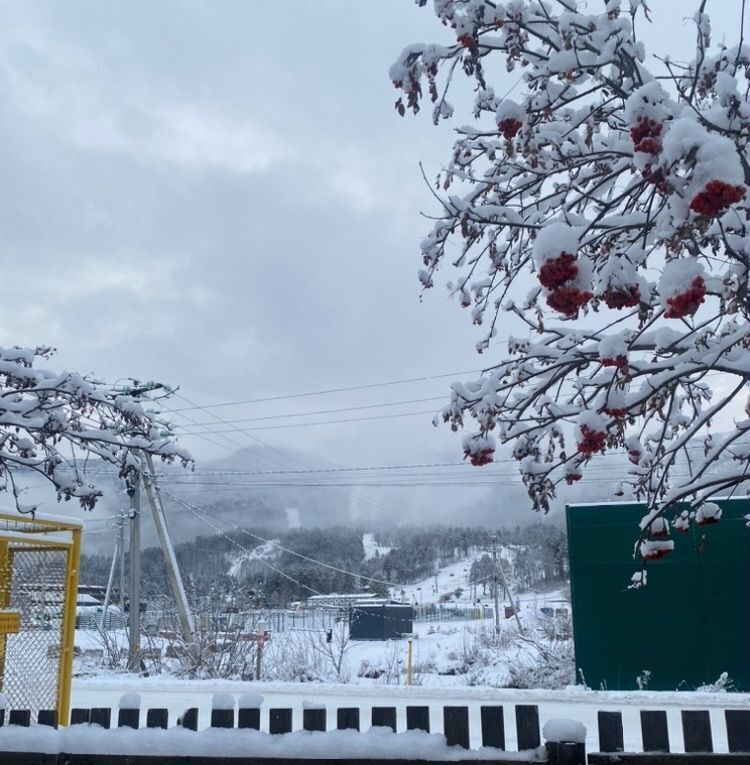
81, 521, 567, 611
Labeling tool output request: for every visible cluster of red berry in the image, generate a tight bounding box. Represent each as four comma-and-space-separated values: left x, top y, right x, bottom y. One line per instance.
497, 117, 522, 139
604, 407, 628, 419
601, 354, 628, 368
641, 543, 672, 562
538, 252, 577, 288
457, 33, 475, 49
546, 286, 593, 316
628, 448, 641, 464
464, 447, 494, 466
642, 164, 668, 193
577, 424, 606, 455
664, 276, 706, 319
603, 285, 640, 310
565, 471, 582, 485
689, 180, 745, 216
630, 116, 663, 154
696, 513, 720, 527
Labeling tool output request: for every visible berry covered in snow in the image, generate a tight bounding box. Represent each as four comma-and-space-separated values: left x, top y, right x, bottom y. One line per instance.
689, 180, 745, 216
464, 446, 494, 466
634, 136, 661, 155
642, 164, 668, 193
546, 286, 593, 316
664, 276, 706, 319
601, 354, 628, 368
538, 252, 578, 289
604, 407, 628, 419
463, 434, 495, 467
630, 116, 663, 149
565, 471, 582, 484
640, 539, 674, 562
498, 118, 522, 139
577, 424, 606, 455
672, 511, 691, 533
649, 517, 670, 539
603, 285, 640, 309
695, 502, 722, 526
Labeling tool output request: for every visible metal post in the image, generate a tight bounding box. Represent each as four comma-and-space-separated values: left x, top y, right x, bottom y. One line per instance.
127, 474, 141, 671
491, 535, 501, 634
58, 525, 81, 725
118, 511, 126, 611
497, 553, 524, 636
255, 620, 266, 681
101, 535, 119, 630
406, 639, 413, 686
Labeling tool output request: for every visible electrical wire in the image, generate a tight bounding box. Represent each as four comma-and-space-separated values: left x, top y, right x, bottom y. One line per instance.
167, 368, 490, 413
175, 408, 442, 434
180, 396, 448, 429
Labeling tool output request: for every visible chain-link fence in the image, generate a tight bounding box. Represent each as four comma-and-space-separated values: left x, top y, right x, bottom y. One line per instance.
1, 545, 67, 719
131, 608, 340, 636
0, 512, 80, 724
413, 604, 493, 622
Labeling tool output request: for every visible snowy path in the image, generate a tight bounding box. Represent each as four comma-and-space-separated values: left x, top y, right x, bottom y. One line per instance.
72, 678, 748, 752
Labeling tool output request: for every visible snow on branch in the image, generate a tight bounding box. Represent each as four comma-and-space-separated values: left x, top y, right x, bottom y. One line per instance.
0, 345, 191, 514
392, 0, 749, 562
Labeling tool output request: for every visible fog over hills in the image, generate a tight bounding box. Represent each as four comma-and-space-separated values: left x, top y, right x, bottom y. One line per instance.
11, 429, 747, 557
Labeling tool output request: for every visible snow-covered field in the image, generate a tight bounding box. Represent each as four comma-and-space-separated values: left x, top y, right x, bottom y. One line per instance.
67, 553, 747, 755
71, 676, 749, 753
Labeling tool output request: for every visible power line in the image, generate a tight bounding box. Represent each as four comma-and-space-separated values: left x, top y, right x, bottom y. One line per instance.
168, 393, 451, 533
166, 368, 488, 413
167, 363, 726, 416
180, 395, 448, 429
176, 408, 443, 434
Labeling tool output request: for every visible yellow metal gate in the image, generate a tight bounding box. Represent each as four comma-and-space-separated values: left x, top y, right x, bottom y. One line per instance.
0, 512, 81, 725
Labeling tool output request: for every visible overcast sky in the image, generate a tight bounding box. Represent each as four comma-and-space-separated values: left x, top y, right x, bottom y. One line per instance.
0, 1, 745, 528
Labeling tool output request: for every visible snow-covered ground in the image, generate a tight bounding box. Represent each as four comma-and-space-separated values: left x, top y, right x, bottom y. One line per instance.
363, 533, 392, 561
66, 552, 746, 755
71, 676, 748, 753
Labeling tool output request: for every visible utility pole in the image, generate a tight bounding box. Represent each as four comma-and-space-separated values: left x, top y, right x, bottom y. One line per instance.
101, 533, 119, 630
255, 620, 266, 680
118, 510, 126, 613
142, 453, 197, 663
493, 536, 524, 636
127, 474, 141, 671
491, 535, 501, 634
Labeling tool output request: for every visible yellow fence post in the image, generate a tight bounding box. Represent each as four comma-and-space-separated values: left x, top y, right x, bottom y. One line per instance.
57, 526, 81, 726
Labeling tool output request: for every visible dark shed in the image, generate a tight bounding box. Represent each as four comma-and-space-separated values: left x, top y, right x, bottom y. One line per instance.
349, 604, 414, 640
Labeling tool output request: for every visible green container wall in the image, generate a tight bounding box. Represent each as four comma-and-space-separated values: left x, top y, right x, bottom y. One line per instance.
566, 497, 750, 691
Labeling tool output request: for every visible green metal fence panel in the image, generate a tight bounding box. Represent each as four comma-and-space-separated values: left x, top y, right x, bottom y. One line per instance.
566, 497, 750, 692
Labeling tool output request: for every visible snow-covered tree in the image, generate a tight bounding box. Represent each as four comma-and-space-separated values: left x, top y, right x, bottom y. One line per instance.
391, 1, 749, 562
0, 344, 190, 513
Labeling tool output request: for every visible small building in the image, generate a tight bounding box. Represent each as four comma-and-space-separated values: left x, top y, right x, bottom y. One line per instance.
306, 592, 381, 610
349, 603, 414, 640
